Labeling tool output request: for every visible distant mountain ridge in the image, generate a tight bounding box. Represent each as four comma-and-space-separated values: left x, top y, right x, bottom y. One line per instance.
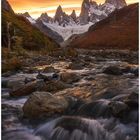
8, 0, 128, 43
67, 3, 138, 50
37, 0, 127, 26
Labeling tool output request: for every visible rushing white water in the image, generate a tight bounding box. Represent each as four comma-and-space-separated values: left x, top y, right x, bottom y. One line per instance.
34, 116, 138, 140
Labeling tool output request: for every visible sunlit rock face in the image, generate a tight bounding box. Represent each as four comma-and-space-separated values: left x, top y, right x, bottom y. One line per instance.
79, 0, 127, 25
34, 116, 138, 140
79, 0, 91, 25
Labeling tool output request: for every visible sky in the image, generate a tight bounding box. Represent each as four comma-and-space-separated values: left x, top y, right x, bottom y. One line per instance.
8, 0, 139, 18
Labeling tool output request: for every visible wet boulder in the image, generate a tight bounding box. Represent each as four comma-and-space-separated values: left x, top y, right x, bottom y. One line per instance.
60, 72, 80, 84
77, 100, 112, 118
36, 73, 59, 82
103, 66, 123, 75
7, 79, 25, 91
109, 101, 129, 117
124, 92, 138, 108
39, 80, 71, 92
92, 88, 120, 100
24, 77, 36, 84
10, 81, 37, 97
23, 92, 69, 119
9, 78, 71, 97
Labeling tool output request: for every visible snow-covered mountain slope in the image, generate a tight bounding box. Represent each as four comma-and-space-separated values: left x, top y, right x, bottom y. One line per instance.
43, 22, 93, 40
26, 17, 36, 24
22, 0, 127, 42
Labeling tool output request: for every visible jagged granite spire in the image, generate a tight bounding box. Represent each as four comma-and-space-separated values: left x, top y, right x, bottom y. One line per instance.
54, 5, 64, 21
71, 10, 77, 21
37, 12, 53, 23
79, 0, 90, 24
22, 12, 31, 17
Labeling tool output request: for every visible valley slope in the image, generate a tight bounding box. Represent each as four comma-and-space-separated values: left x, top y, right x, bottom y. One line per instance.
68, 3, 138, 50
2, 0, 59, 51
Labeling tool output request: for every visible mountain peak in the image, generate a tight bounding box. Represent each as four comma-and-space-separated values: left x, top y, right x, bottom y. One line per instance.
54, 5, 65, 23
90, 0, 98, 6
40, 12, 49, 18
71, 10, 77, 21
23, 12, 31, 17
2, 0, 14, 13
57, 5, 63, 12
71, 10, 76, 16
105, 0, 127, 9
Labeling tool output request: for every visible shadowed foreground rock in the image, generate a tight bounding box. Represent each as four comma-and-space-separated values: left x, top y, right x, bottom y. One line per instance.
23, 92, 69, 119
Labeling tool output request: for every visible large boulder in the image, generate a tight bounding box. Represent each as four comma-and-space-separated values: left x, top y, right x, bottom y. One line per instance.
23, 92, 69, 119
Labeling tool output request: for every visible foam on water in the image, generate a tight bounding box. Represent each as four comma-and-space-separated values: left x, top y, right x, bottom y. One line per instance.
34, 116, 138, 140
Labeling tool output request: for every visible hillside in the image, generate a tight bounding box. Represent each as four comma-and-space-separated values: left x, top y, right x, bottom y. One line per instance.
68, 3, 138, 50
2, 0, 59, 51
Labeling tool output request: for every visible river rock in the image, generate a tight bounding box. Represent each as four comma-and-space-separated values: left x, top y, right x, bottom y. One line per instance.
91, 88, 121, 100
103, 66, 123, 75
7, 79, 25, 91
24, 77, 36, 84
124, 92, 138, 108
60, 72, 80, 84
109, 101, 129, 117
43, 66, 59, 73
10, 81, 37, 97
77, 100, 112, 118
67, 62, 84, 70
37, 80, 70, 92
23, 92, 69, 119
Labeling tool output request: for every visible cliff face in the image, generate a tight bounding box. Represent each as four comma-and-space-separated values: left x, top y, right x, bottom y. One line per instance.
79, 0, 127, 25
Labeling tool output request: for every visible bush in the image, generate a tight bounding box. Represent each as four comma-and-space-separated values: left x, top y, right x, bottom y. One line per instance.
2, 55, 22, 73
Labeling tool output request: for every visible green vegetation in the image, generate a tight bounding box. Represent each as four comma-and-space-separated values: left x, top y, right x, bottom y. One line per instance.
2, 48, 23, 72
2, 10, 59, 51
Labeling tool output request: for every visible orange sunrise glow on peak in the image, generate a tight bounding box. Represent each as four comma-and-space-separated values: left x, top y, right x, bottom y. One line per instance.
8, 0, 139, 18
